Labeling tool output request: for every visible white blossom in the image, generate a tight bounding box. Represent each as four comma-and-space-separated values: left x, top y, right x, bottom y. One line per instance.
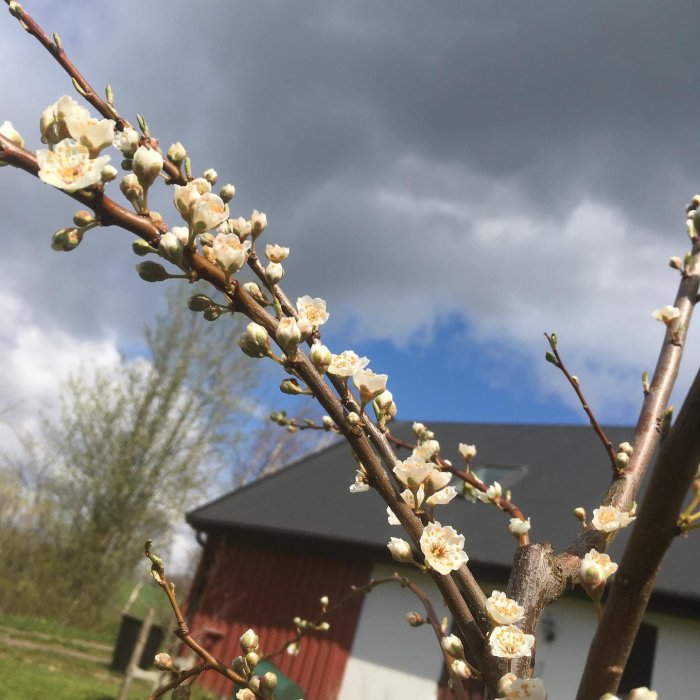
296, 295, 330, 327
133, 145, 163, 186
0, 120, 24, 167
459, 443, 477, 461
352, 368, 388, 404
265, 261, 285, 285
419, 521, 468, 575
37, 139, 109, 192
64, 110, 115, 154
591, 505, 636, 532
651, 305, 681, 326
328, 350, 369, 377
276, 317, 302, 355
488, 625, 535, 659
400, 486, 425, 511
478, 481, 503, 504
580, 548, 618, 585
486, 591, 525, 626
426, 485, 457, 507
394, 458, 433, 489
113, 127, 140, 155
212, 233, 251, 277
508, 517, 531, 536
192, 193, 230, 233
40, 95, 88, 145
497, 676, 547, 700
386, 507, 400, 525
349, 469, 369, 493
265, 244, 290, 263
173, 177, 211, 220
628, 689, 658, 700
412, 439, 440, 461
250, 209, 268, 237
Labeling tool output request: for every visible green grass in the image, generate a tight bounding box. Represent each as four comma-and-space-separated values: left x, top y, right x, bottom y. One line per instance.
0, 613, 217, 700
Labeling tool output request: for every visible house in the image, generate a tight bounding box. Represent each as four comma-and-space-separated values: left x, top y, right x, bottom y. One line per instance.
184, 422, 700, 699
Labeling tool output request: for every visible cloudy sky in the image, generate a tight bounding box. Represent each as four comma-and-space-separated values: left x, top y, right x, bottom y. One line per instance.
2, 0, 699, 455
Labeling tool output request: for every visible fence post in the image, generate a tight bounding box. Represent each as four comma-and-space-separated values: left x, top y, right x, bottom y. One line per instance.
117, 606, 154, 700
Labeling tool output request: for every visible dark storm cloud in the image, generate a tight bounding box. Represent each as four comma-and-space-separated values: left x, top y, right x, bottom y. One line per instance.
1, 1, 699, 422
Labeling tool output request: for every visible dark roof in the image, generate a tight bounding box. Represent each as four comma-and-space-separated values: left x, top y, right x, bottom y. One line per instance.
187, 421, 700, 606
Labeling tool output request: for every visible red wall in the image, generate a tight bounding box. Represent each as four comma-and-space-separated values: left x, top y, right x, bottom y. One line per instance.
186, 532, 373, 699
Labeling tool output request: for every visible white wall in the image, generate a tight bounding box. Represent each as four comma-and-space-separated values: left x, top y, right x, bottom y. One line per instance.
338, 562, 448, 700
534, 597, 700, 698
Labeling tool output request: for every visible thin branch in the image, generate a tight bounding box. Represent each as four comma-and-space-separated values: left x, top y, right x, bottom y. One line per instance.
264, 573, 472, 700
3, 0, 186, 185
544, 332, 617, 470
575, 365, 700, 699
147, 662, 210, 700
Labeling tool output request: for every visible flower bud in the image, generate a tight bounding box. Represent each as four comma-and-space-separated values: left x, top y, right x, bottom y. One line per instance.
297, 317, 314, 339
451, 659, 472, 679
167, 142, 187, 164
8, 2, 23, 18
243, 281, 266, 303
153, 652, 174, 671
280, 379, 305, 395
387, 537, 413, 563
203, 168, 218, 184
574, 507, 587, 523
72, 210, 94, 227
250, 210, 268, 239
0, 120, 24, 166
618, 441, 633, 456
136, 260, 170, 282
158, 231, 183, 264
133, 146, 163, 187
263, 671, 277, 690
204, 306, 221, 322
581, 562, 604, 585
346, 411, 360, 427
265, 262, 285, 285
614, 451, 630, 470
320, 595, 329, 610
310, 344, 332, 373
120, 173, 143, 204
188, 294, 214, 312
286, 641, 300, 655
322, 415, 334, 429
405, 612, 425, 627
51, 227, 82, 252
245, 652, 260, 670
276, 317, 302, 356
101, 164, 118, 182
220, 183, 236, 202
236, 690, 256, 700
248, 676, 262, 693
441, 634, 464, 658
231, 655, 248, 676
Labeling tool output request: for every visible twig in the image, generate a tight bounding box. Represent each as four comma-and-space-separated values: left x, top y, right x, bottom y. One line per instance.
148, 662, 210, 700
4, 0, 186, 186
544, 332, 617, 470
264, 574, 473, 700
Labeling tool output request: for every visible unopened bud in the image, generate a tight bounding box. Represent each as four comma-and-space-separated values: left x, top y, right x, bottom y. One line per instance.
322, 415, 334, 430
51, 227, 82, 252
245, 652, 260, 670
8, 2, 23, 18
72, 211, 93, 228
405, 612, 425, 627
231, 655, 248, 676
318, 621, 330, 632
276, 317, 302, 355
614, 451, 630, 470
203, 306, 222, 322
132, 240, 153, 257
286, 641, 300, 656
236, 690, 256, 700
280, 379, 306, 395
669, 256, 683, 270
618, 441, 633, 456
188, 294, 214, 312
387, 537, 413, 563
167, 142, 187, 164
133, 146, 163, 188
220, 183, 236, 202
203, 168, 218, 185
250, 210, 268, 239
574, 507, 587, 523
120, 173, 143, 203
239, 628, 259, 653
263, 671, 277, 690
265, 261, 285, 285
346, 411, 360, 427
154, 652, 174, 671
320, 595, 329, 610
310, 344, 332, 373
248, 677, 262, 693
441, 634, 464, 658
242, 281, 266, 303
136, 260, 170, 282
451, 659, 472, 679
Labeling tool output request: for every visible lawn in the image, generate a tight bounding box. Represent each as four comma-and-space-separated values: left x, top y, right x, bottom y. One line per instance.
0, 621, 217, 700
